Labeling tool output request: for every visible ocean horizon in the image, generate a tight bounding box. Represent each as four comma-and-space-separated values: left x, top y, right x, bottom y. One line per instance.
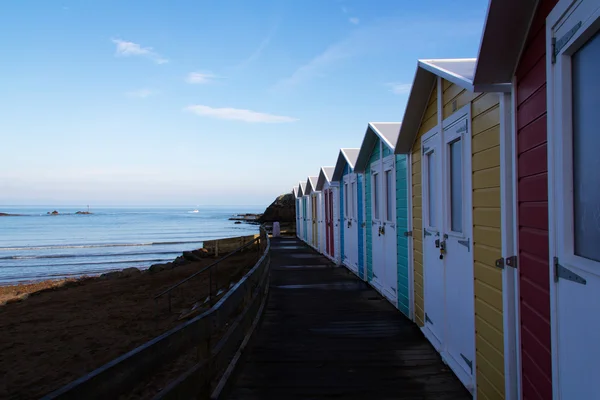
0, 205, 263, 284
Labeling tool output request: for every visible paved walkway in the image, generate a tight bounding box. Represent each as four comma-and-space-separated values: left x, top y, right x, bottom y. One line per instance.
227, 237, 470, 400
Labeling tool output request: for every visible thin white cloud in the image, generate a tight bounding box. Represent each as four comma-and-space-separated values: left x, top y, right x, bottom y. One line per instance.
387, 83, 412, 95
125, 89, 155, 98
185, 72, 217, 84
233, 21, 280, 70
185, 105, 297, 123
112, 39, 169, 64
349, 17, 359, 24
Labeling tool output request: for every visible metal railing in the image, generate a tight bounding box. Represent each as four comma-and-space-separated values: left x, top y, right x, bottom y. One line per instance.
43, 226, 271, 400
154, 233, 263, 314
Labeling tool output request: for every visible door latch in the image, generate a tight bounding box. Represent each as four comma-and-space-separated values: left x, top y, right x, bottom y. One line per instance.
439, 240, 446, 260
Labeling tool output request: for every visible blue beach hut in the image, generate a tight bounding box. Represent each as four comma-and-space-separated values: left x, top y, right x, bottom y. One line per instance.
354, 122, 411, 317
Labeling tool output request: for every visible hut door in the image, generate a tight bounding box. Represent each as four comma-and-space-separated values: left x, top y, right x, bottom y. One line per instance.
328, 189, 335, 257
549, 4, 600, 397
442, 117, 474, 380
421, 132, 445, 345
311, 195, 319, 247
382, 156, 398, 301
371, 161, 384, 289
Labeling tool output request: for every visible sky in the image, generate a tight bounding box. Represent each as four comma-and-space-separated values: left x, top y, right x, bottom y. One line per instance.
0, 0, 489, 207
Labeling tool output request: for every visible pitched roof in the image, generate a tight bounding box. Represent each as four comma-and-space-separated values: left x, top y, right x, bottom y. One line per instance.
298, 181, 306, 197
305, 176, 319, 195
473, 0, 537, 89
395, 59, 494, 154
292, 186, 298, 198
331, 148, 360, 181
354, 122, 401, 173
316, 166, 335, 191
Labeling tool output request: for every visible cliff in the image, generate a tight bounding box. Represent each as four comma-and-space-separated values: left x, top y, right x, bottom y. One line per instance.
258, 192, 296, 223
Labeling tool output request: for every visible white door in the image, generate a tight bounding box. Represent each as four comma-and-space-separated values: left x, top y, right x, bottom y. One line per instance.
343, 175, 358, 272
382, 155, 398, 301
443, 118, 475, 381
371, 161, 385, 289
549, 2, 600, 397
421, 131, 445, 346
349, 173, 359, 270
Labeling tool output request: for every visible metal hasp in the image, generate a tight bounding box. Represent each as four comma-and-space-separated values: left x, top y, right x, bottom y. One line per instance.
425, 313, 433, 325
554, 257, 587, 285
552, 21, 582, 63
422, 146, 430, 155
458, 238, 470, 252
495, 258, 504, 269
506, 255, 518, 269
460, 353, 473, 374
424, 229, 433, 237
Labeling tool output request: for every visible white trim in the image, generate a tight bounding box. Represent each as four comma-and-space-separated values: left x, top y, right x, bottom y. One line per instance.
419, 59, 476, 92
442, 103, 471, 128
407, 153, 415, 321
510, 76, 523, 400
500, 91, 519, 400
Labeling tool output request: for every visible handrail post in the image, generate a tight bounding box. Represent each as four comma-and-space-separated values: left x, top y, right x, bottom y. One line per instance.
209, 267, 213, 303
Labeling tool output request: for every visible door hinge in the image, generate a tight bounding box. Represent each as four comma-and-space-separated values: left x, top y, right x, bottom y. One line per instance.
425, 313, 433, 325
457, 238, 470, 252
554, 257, 586, 285
424, 229, 432, 237
460, 353, 473, 374
422, 146, 430, 155
404, 231, 413, 237
552, 21, 582, 63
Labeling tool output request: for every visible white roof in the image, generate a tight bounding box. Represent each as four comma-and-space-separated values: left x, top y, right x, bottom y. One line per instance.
395, 59, 478, 154
316, 166, 335, 191
305, 176, 319, 195
355, 122, 401, 173
298, 181, 306, 197
332, 148, 360, 181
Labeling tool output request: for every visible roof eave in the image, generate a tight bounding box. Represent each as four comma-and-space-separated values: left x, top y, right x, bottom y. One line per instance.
354, 127, 378, 174
394, 66, 437, 154
473, 0, 538, 86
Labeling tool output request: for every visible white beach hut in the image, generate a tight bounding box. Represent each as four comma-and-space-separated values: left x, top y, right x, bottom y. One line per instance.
316, 166, 339, 263
304, 176, 320, 250
331, 148, 365, 279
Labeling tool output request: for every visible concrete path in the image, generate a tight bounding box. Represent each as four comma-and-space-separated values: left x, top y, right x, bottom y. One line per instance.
227, 236, 470, 400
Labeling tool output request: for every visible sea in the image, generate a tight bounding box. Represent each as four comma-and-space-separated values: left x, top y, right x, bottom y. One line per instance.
0, 206, 263, 285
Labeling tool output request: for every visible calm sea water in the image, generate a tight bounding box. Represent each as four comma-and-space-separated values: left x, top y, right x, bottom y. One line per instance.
0, 206, 262, 284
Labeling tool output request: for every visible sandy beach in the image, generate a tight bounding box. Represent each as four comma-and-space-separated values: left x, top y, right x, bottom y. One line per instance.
0, 248, 259, 399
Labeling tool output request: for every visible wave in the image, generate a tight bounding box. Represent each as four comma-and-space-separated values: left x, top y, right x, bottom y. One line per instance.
1, 258, 173, 269
0, 240, 204, 252
0, 250, 182, 261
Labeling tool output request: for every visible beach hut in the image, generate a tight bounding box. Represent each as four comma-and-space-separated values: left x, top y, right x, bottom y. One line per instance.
472, 1, 600, 398
316, 166, 339, 263
354, 122, 411, 317
292, 186, 300, 235
395, 58, 511, 395
331, 148, 364, 279
297, 182, 307, 243
305, 176, 320, 250
302, 181, 312, 245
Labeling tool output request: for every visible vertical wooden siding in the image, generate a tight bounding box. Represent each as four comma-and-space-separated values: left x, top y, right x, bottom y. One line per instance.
365, 139, 381, 282
396, 154, 410, 317
515, 1, 556, 399
412, 83, 437, 327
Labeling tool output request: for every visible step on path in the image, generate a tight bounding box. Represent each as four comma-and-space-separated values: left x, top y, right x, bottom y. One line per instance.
227, 237, 471, 400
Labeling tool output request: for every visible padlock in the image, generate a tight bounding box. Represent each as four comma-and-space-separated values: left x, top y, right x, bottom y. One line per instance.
439, 240, 446, 259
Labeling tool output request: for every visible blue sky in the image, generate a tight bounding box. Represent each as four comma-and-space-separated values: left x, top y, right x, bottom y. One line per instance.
0, 0, 488, 207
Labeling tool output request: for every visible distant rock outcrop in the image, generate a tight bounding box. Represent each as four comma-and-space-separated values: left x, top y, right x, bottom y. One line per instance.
75, 211, 93, 215
258, 192, 296, 223
47, 210, 59, 215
